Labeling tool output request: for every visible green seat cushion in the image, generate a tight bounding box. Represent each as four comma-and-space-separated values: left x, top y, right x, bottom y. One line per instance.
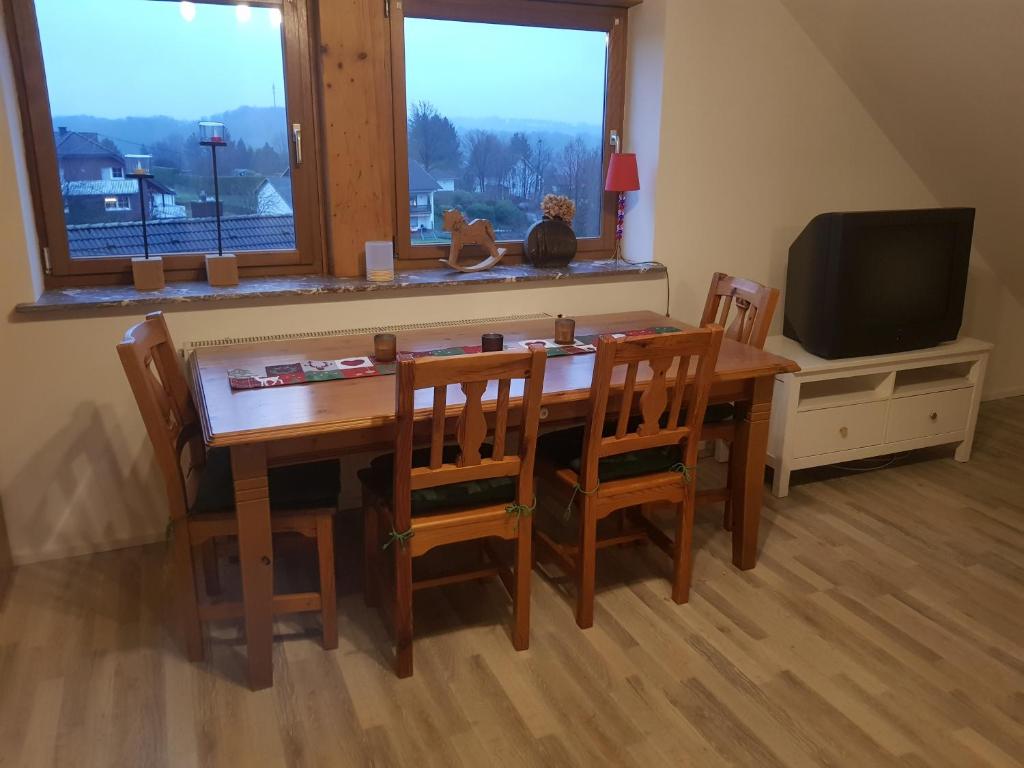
538, 403, 732, 483
704, 402, 736, 423
538, 425, 683, 482
192, 448, 340, 515
358, 444, 516, 516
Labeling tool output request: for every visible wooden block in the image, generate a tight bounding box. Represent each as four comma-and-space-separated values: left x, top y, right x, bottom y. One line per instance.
131, 256, 165, 291
205, 253, 239, 287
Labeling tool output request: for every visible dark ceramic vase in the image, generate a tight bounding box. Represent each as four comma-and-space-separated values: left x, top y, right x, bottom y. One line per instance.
524, 217, 578, 268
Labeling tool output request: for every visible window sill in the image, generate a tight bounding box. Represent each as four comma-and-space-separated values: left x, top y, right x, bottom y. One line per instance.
14, 259, 665, 316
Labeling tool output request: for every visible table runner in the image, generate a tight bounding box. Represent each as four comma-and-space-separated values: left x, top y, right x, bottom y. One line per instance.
227, 326, 681, 390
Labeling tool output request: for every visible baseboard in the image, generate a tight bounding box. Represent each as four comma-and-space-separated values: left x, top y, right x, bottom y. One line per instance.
982, 386, 1024, 402
11, 530, 166, 567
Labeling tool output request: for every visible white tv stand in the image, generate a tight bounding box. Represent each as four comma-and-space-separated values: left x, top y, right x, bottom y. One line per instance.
762, 336, 992, 497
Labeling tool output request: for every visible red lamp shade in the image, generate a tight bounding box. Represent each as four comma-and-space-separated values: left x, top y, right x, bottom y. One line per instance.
605, 152, 640, 192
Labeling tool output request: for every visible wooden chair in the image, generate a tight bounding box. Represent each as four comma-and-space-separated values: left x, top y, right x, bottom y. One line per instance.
698, 273, 780, 529
117, 312, 339, 664
360, 348, 547, 678
535, 326, 724, 628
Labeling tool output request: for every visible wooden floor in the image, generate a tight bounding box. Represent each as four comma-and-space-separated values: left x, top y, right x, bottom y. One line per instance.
1, 397, 1022, 767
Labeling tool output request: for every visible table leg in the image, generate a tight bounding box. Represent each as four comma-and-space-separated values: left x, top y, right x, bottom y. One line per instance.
730, 376, 774, 570
230, 443, 275, 690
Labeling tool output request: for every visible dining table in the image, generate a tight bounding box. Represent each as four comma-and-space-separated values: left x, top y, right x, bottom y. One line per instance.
189, 310, 800, 689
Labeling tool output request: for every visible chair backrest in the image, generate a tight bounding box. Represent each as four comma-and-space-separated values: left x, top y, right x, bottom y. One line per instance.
393, 348, 548, 530
578, 326, 724, 490
117, 311, 203, 523
700, 272, 779, 349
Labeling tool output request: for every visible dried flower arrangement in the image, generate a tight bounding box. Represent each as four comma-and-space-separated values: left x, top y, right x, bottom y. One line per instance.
541, 194, 576, 224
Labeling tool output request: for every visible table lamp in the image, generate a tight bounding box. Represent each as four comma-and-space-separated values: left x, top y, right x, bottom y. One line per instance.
605, 150, 640, 262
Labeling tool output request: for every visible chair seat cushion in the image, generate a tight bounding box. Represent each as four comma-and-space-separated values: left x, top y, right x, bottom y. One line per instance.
358, 444, 516, 516
539, 403, 732, 483
191, 448, 341, 515
538, 425, 683, 483
704, 402, 735, 423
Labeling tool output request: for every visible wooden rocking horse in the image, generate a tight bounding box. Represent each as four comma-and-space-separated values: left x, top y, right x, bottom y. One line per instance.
440, 209, 507, 272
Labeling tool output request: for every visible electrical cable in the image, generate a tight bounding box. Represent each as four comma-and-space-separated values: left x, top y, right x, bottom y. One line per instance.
621, 259, 670, 316
831, 452, 910, 472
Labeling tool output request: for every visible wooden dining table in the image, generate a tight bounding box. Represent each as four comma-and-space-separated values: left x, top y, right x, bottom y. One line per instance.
189, 310, 799, 689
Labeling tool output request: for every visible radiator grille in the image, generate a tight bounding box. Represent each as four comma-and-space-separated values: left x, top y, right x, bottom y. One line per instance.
181, 313, 551, 353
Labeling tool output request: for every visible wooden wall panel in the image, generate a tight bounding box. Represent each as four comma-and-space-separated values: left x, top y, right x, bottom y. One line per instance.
318, 0, 396, 277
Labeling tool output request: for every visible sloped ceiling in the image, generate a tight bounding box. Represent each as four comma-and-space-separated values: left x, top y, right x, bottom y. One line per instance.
781, 0, 1024, 301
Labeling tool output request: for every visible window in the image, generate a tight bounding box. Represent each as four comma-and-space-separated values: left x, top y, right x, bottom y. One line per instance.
8, 0, 323, 284
391, 0, 627, 264
103, 195, 130, 211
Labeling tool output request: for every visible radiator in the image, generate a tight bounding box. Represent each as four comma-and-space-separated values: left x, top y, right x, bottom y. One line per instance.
180, 312, 552, 355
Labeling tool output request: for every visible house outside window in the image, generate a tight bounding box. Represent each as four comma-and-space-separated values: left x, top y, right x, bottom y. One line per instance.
8, 0, 323, 283
392, 1, 627, 263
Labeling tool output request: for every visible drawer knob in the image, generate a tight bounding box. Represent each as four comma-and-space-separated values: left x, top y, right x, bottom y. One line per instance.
929, 412, 938, 421
839, 426, 849, 437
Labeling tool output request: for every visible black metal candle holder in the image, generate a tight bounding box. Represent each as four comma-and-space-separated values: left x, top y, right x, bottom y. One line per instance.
125, 154, 154, 258
198, 121, 228, 257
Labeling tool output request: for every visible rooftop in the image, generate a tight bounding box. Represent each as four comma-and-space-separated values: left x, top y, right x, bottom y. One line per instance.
64, 178, 173, 196
66, 214, 296, 257
54, 128, 122, 160
408, 160, 441, 193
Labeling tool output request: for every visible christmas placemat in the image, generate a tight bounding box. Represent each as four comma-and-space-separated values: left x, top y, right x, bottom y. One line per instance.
227, 326, 681, 390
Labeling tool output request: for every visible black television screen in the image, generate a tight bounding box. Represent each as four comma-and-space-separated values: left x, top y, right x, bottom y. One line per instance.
784, 208, 973, 359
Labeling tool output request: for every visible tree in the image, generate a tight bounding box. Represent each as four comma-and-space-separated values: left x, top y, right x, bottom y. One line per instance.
464, 130, 502, 193
408, 101, 460, 173
559, 135, 603, 236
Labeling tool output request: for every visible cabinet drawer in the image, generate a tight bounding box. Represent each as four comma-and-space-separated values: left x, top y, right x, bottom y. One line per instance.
885, 388, 973, 443
792, 401, 887, 458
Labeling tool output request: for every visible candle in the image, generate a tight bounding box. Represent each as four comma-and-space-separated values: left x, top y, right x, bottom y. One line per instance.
481, 333, 504, 352
374, 333, 397, 363
554, 316, 576, 346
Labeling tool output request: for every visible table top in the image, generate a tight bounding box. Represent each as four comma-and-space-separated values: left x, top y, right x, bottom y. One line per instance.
191, 311, 800, 447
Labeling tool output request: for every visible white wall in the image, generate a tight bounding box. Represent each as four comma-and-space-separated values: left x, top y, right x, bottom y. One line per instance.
780, 0, 1024, 399
0, 9, 663, 565
627, 0, 1021, 397
1, 0, 1020, 565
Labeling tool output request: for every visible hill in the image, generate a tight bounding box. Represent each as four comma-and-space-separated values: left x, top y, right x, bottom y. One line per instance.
51, 106, 288, 153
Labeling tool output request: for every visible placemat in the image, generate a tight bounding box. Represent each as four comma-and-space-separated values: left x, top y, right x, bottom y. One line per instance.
227, 326, 681, 390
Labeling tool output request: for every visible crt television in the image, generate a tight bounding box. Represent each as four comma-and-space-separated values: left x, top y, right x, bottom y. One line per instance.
783, 207, 974, 359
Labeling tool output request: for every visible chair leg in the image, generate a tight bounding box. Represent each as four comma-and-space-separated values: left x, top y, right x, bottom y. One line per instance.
173, 525, 204, 662
512, 516, 532, 651
672, 488, 697, 604
317, 516, 338, 651
576, 501, 598, 629
394, 545, 414, 678
362, 486, 379, 608
200, 539, 221, 597
723, 446, 734, 531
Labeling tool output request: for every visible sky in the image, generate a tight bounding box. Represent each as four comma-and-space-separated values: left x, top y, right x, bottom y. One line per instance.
36, 0, 286, 119
36, 1, 608, 129
404, 18, 608, 127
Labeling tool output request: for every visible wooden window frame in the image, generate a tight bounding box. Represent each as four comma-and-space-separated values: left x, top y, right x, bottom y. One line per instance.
389, 0, 628, 268
4, 0, 326, 287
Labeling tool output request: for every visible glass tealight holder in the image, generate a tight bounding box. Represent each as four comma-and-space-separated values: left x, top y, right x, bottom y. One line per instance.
374, 333, 397, 363
365, 240, 395, 282
481, 333, 504, 352
554, 316, 576, 346
124, 153, 153, 178
199, 121, 227, 146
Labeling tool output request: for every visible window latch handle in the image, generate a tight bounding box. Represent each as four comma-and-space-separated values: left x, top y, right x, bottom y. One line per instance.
292, 123, 303, 166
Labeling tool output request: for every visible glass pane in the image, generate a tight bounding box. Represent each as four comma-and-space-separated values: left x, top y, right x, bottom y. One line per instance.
404, 18, 608, 245
35, 0, 295, 259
